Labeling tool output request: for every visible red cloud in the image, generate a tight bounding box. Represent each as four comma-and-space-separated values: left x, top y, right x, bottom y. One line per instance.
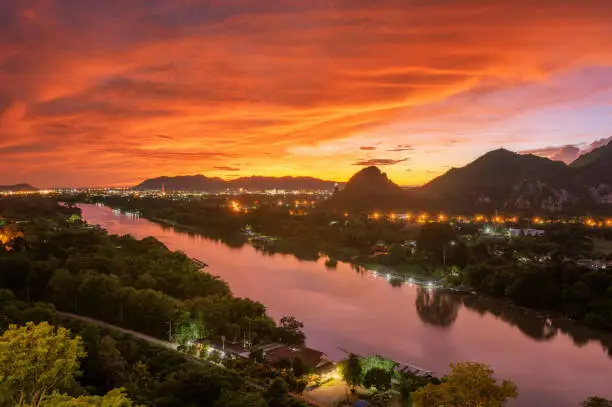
2, 1, 612, 186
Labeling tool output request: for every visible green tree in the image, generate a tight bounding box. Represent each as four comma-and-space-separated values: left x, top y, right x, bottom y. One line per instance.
338, 353, 362, 390
157, 366, 234, 407
173, 317, 206, 346
125, 362, 155, 405
15, 302, 57, 326
276, 316, 305, 346
360, 355, 396, 376
47, 269, 79, 312
417, 223, 457, 264
397, 372, 430, 400
264, 378, 290, 407
215, 392, 268, 407
0, 322, 85, 406
411, 362, 518, 407
388, 243, 406, 264
99, 335, 127, 389
41, 388, 133, 406
362, 367, 391, 392
66, 214, 81, 225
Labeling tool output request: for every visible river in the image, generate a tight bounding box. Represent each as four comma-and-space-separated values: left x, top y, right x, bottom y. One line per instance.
78, 203, 612, 407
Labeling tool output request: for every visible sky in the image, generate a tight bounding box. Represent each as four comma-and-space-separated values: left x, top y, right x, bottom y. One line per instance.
1, 0, 612, 188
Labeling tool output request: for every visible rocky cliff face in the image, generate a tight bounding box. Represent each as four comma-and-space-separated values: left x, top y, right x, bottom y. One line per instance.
418, 149, 583, 213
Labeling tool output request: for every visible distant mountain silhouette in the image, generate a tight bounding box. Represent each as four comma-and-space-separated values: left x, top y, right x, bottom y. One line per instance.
343, 166, 403, 194
0, 184, 37, 192
327, 145, 612, 214
135, 175, 226, 191
134, 174, 340, 191
324, 166, 408, 210
229, 176, 340, 191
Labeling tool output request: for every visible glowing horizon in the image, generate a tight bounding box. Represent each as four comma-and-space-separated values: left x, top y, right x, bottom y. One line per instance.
2, 1, 612, 188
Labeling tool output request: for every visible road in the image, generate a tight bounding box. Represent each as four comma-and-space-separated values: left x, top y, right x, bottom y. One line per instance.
58, 312, 264, 390
60, 312, 176, 349
58, 311, 327, 406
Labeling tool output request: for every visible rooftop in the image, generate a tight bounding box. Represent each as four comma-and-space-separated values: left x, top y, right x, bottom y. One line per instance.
265, 345, 327, 369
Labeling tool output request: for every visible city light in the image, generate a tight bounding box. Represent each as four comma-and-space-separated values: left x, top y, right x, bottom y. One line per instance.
229, 200, 241, 212
417, 213, 429, 223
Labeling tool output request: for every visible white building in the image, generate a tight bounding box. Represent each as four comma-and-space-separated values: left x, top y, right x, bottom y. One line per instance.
508, 228, 545, 237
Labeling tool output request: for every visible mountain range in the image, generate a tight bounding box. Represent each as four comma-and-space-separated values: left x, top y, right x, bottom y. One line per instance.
134, 175, 341, 192
134, 141, 612, 214
328, 141, 612, 214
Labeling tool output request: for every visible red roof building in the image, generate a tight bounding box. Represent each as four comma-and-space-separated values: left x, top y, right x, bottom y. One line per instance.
265, 345, 332, 373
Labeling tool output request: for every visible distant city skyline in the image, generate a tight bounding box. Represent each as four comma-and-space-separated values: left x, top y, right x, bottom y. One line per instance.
2, 1, 612, 187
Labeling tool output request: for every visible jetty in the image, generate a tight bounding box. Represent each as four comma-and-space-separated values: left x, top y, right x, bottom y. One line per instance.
191, 257, 208, 269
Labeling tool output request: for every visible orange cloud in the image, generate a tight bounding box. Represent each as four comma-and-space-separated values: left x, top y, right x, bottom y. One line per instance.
2, 1, 612, 186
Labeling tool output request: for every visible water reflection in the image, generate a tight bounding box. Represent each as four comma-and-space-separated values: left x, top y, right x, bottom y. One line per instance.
460, 295, 612, 356
415, 288, 460, 328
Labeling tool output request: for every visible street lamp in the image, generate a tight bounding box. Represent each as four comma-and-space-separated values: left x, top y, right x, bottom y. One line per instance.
442, 240, 456, 266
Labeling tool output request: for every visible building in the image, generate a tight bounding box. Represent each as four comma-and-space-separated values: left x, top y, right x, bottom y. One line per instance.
264, 344, 334, 374
508, 228, 545, 237
576, 259, 612, 270
371, 241, 388, 255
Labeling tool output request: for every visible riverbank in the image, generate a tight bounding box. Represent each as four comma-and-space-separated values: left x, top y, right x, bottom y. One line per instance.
146, 214, 442, 286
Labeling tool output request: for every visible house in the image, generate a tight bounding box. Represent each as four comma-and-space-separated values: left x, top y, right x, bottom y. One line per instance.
508, 228, 545, 237
198, 338, 251, 360
371, 241, 388, 255
264, 344, 334, 374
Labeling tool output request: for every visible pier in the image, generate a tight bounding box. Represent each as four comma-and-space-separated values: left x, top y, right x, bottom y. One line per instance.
191, 257, 208, 269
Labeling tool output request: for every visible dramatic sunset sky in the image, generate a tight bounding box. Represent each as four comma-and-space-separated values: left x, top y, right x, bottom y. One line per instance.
2, 0, 612, 187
